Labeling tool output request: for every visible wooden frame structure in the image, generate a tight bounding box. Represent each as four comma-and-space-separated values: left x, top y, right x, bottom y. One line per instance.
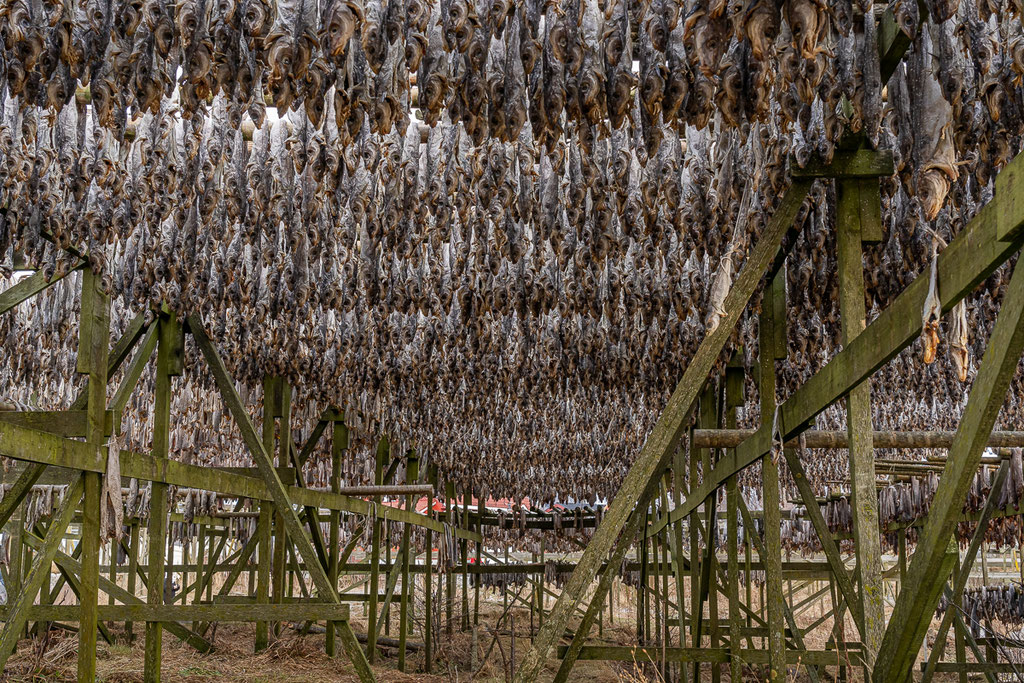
3, 14, 1024, 683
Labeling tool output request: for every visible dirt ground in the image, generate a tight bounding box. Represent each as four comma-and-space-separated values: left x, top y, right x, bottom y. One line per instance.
0, 579, 997, 682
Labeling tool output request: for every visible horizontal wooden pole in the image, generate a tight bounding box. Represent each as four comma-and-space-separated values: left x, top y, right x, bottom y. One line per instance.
790, 149, 895, 179
0, 420, 480, 542
0, 604, 349, 622
692, 429, 1024, 449
556, 646, 863, 667
0, 410, 114, 438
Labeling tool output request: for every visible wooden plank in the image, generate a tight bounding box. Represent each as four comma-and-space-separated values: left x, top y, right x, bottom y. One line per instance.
782, 447, 864, 633
0, 410, 114, 438
556, 645, 860, 667
70, 311, 148, 411
0, 462, 45, 529
0, 604, 350, 622
368, 437, 387, 662
326, 421, 347, 657
837, 177, 883, 664
110, 323, 158, 429
18, 531, 212, 653
337, 618, 377, 683
790, 150, 894, 179
78, 267, 109, 683
875, 254, 1024, 683
658, 153, 1024, 533
922, 460, 1009, 682
515, 180, 813, 683
0, 475, 83, 670
398, 453, 418, 671
760, 271, 786, 682
145, 312, 178, 683
0, 263, 82, 315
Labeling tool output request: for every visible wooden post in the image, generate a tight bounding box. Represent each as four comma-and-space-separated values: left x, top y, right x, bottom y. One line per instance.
445, 480, 455, 636
761, 270, 786, 682
475, 496, 483, 628
424, 464, 437, 673
76, 268, 110, 682
368, 436, 387, 661
326, 419, 347, 657
876, 250, 1024, 682
514, 182, 814, 683
194, 523, 206, 630
0, 475, 84, 670
270, 379, 290, 638
398, 452, 418, 671
461, 487, 470, 632
725, 360, 744, 682
145, 311, 179, 683
837, 178, 885, 665
127, 520, 140, 642
256, 375, 275, 652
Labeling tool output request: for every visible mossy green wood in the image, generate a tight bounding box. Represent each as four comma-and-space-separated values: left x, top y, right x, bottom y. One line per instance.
876, 254, 1024, 682
145, 312, 179, 683
659, 157, 1024, 532
513, 180, 813, 683
0, 261, 83, 316
781, 448, 864, 635
326, 420, 347, 657
398, 453, 418, 671
70, 311, 148, 411
188, 318, 339, 602
0, 463, 45, 529
367, 436, 387, 661
837, 177, 884, 665
77, 267, 109, 683
921, 461, 1009, 682
759, 271, 786, 683
0, 474, 83, 671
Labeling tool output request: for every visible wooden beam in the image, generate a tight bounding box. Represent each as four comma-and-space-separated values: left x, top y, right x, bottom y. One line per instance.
691, 428, 1024, 449
0, 262, 82, 315
0, 410, 114, 438
921, 460, 1009, 682
782, 447, 864, 635
790, 150, 894, 179
188, 317, 376, 680
0, 474, 83, 670
513, 179, 814, 683
658, 152, 1024, 533
837, 176, 884, 664
875, 254, 1024, 683
70, 311, 148, 411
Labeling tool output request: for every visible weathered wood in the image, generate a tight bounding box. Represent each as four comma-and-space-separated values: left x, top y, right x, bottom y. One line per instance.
1, 603, 350, 622
725, 361, 743, 683
70, 311, 148, 411
837, 177, 883, 666
513, 180, 813, 683
398, 453, 418, 671
875, 254, 1024, 683
367, 436, 387, 661
0, 262, 82, 315
0, 474, 83, 670
77, 267, 109, 683
337, 618, 377, 683
17, 534, 213, 653
189, 317, 337, 603
145, 312, 178, 683
760, 270, 786, 682
782, 447, 864, 634
922, 460, 1009, 682
661, 154, 1024, 532
110, 322, 158, 429
556, 645, 861, 667
0, 463, 44, 530
0, 410, 114, 438
551, 461, 670, 682
789, 150, 894, 179
690, 429, 1024, 449
326, 420, 347, 658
